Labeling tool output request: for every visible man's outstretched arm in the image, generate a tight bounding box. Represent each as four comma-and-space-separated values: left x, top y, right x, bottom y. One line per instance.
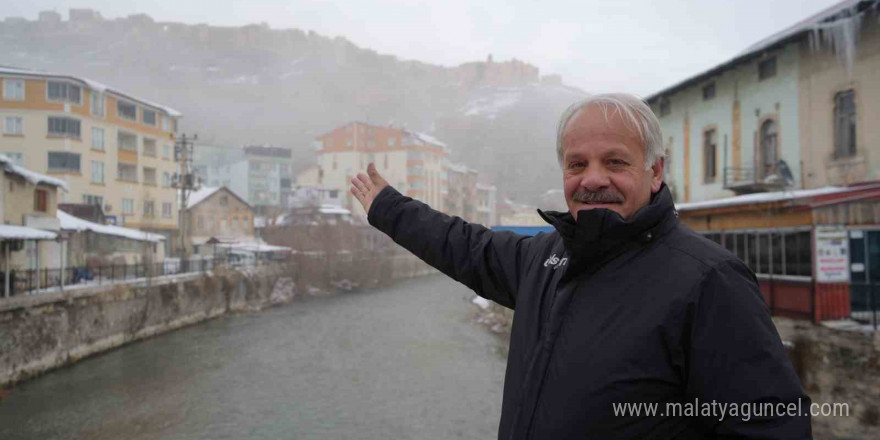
350, 163, 531, 309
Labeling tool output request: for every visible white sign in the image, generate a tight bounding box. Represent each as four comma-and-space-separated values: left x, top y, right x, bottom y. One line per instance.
815, 225, 850, 283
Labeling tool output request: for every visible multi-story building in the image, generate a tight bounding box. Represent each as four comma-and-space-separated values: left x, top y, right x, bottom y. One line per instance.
0, 66, 182, 249
475, 183, 498, 226
314, 122, 449, 216
645, 0, 879, 204
193, 144, 292, 213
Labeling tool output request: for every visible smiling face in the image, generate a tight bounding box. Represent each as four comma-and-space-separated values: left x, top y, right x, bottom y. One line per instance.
561, 105, 663, 221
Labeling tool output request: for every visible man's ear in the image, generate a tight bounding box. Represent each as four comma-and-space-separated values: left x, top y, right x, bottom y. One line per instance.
650, 157, 664, 193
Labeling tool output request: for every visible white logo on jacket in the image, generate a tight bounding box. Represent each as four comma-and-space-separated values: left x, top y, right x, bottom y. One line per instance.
543, 253, 568, 270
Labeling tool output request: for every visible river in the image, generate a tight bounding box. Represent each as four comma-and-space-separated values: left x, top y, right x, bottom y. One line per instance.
0, 275, 508, 440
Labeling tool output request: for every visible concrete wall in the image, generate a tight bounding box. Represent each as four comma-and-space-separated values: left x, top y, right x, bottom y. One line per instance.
0, 264, 296, 387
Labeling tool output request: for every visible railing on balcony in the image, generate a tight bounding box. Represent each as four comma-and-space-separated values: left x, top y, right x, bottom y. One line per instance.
723, 165, 785, 195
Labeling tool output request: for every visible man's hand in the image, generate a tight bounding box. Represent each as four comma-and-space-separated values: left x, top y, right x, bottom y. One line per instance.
350, 163, 389, 214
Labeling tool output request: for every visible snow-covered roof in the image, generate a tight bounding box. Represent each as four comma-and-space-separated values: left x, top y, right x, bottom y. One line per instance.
186, 187, 221, 209
646, 0, 873, 102
319, 205, 350, 215
674, 186, 855, 212
407, 131, 447, 148
0, 224, 56, 240
58, 210, 165, 243
0, 155, 68, 191
0, 65, 182, 117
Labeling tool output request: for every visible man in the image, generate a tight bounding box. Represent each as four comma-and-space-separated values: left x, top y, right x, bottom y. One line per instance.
350, 94, 811, 439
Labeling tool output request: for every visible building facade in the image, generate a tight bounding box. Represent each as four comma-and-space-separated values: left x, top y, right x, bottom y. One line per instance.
193, 144, 292, 212
183, 186, 255, 254
314, 122, 449, 217
646, 0, 879, 204
0, 66, 182, 240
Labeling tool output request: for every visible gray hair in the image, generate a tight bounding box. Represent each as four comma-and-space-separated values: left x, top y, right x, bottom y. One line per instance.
556, 93, 664, 170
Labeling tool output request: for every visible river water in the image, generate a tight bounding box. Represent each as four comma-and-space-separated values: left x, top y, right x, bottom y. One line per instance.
0, 275, 508, 440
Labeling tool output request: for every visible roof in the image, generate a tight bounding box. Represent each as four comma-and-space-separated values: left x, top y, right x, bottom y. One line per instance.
0, 65, 182, 117
0, 224, 56, 240
674, 185, 875, 212
645, 0, 874, 102
57, 210, 165, 242
0, 155, 68, 191
186, 186, 251, 210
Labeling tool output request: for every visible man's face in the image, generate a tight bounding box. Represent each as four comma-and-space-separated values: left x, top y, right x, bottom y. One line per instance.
561, 105, 663, 221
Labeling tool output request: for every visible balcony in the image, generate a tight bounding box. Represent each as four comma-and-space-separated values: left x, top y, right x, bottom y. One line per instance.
723, 165, 787, 195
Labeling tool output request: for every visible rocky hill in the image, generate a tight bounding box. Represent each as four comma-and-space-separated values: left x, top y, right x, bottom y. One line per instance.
0, 10, 587, 204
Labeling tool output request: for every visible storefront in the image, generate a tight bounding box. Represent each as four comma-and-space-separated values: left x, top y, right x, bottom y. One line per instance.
677, 182, 880, 327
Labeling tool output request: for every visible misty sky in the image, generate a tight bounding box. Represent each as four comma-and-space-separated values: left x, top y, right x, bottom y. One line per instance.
7, 0, 841, 95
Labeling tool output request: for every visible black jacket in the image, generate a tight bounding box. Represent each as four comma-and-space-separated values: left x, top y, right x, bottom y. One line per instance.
368, 184, 811, 439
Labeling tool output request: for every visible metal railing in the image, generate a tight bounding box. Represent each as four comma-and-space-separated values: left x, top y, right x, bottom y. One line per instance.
1, 255, 290, 297
850, 280, 879, 330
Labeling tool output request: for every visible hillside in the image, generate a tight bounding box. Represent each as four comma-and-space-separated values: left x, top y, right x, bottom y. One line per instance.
0, 11, 587, 204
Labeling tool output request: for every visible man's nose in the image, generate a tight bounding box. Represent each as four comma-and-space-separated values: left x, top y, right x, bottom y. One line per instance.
577, 166, 611, 192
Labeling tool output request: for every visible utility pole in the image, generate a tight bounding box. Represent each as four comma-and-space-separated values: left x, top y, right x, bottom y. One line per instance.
173, 133, 199, 266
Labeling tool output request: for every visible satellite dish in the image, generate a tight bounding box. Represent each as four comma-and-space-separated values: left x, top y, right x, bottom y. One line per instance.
777, 159, 795, 187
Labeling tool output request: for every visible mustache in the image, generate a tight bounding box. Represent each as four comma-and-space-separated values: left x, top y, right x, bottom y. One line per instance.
571, 188, 625, 203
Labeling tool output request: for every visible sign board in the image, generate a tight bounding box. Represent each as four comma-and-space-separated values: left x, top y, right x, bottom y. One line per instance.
815, 225, 849, 283
105, 215, 117, 226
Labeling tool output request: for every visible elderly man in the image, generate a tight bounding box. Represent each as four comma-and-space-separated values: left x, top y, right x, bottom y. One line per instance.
350, 94, 811, 439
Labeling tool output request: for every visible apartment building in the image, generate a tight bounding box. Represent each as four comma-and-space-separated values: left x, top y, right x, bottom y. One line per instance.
314, 122, 449, 216
193, 144, 293, 212
0, 66, 181, 243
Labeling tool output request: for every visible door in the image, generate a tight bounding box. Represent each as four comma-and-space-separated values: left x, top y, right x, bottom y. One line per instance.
850, 230, 879, 328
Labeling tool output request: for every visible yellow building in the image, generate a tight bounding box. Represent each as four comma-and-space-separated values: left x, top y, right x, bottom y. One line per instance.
0, 66, 181, 244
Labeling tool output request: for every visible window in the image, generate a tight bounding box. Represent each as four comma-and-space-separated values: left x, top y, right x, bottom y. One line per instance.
162, 144, 171, 159
117, 100, 137, 120
703, 128, 717, 182
220, 195, 229, 206
163, 172, 171, 187
90, 160, 105, 183
2, 152, 23, 166
48, 152, 81, 172
659, 97, 671, 117
143, 200, 155, 217
142, 108, 157, 126
82, 194, 104, 207
47, 117, 81, 138
834, 90, 856, 159
122, 198, 134, 214
758, 57, 777, 80
118, 162, 137, 182
47, 81, 81, 104
91, 127, 105, 150
197, 216, 205, 229
90, 91, 105, 117
162, 117, 170, 132
162, 202, 173, 218
143, 167, 157, 185
388, 137, 395, 147
722, 230, 812, 277
232, 216, 239, 230
3, 79, 24, 100
702, 82, 715, 100
4, 116, 22, 135
760, 119, 778, 176
118, 131, 137, 151
34, 189, 48, 212
143, 138, 157, 157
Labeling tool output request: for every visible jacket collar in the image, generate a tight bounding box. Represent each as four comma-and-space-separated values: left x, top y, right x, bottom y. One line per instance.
538, 183, 677, 266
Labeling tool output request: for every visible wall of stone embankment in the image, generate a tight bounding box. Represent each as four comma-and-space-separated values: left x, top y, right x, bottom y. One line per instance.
0, 264, 296, 388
